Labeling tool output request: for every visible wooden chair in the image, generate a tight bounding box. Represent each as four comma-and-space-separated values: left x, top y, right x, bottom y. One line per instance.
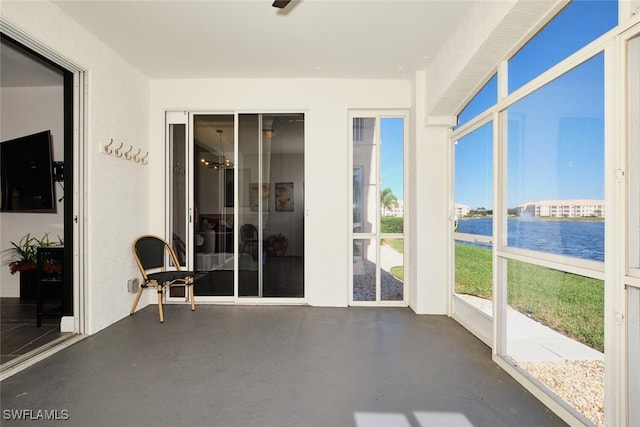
131, 235, 196, 322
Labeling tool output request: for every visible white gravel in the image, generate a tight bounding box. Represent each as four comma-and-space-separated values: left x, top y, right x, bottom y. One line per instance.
519, 360, 604, 426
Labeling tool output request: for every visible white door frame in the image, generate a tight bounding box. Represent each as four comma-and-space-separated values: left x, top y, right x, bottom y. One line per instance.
164, 110, 307, 304
348, 109, 409, 306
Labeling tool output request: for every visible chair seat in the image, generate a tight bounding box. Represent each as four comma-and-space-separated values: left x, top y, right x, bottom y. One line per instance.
146, 270, 196, 284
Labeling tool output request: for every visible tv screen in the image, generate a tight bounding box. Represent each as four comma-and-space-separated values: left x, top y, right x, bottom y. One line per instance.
0, 130, 56, 213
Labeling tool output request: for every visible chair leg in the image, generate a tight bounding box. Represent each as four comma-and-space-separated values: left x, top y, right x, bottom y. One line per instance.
157, 288, 164, 323
189, 283, 195, 311
130, 286, 144, 315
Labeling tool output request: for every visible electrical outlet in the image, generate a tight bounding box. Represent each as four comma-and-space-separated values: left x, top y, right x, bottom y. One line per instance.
127, 278, 139, 293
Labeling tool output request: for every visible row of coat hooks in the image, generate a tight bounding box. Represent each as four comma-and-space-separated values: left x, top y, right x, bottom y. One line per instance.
103, 139, 149, 165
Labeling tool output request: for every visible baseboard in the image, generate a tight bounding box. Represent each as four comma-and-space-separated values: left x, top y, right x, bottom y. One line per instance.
60, 316, 75, 332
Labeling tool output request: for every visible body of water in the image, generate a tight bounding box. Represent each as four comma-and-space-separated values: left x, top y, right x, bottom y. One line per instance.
456, 217, 604, 262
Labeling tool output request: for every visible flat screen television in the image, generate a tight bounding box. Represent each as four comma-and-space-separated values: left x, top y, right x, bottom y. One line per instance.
0, 130, 57, 213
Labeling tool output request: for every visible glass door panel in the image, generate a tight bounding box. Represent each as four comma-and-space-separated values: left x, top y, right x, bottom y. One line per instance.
379, 118, 404, 302
454, 122, 494, 312
238, 113, 305, 298
381, 238, 403, 301
353, 117, 377, 235
167, 112, 188, 299
193, 114, 235, 296
169, 120, 187, 267
629, 34, 640, 273
238, 114, 261, 296
350, 113, 406, 305
353, 239, 376, 302
627, 33, 640, 426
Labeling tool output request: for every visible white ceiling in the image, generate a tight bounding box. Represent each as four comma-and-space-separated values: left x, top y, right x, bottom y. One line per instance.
51, 0, 473, 80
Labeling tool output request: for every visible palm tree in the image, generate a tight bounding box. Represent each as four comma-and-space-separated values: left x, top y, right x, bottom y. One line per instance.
380, 188, 398, 216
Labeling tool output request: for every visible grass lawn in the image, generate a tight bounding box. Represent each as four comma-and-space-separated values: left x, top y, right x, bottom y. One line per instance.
390, 266, 404, 281
383, 239, 404, 281
383, 238, 404, 254
455, 242, 604, 352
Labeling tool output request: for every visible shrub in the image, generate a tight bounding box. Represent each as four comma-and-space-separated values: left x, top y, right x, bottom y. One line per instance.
381, 216, 403, 233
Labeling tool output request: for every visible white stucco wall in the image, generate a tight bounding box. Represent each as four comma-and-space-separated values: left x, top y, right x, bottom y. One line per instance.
0, 0, 557, 335
408, 70, 451, 315
1, 1, 151, 333
150, 78, 411, 307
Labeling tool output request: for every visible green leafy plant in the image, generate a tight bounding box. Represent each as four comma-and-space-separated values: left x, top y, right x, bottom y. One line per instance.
381, 217, 403, 233
2, 232, 62, 274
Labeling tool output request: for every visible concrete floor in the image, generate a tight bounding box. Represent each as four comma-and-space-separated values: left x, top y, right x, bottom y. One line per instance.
0, 305, 567, 427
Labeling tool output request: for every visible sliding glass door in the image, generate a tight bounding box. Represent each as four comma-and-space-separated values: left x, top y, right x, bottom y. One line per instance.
192, 114, 235, 296
166, 112, 304, 300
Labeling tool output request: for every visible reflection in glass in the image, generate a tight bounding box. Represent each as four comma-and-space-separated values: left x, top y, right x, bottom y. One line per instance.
238, 114, 261, 297
168, 122, 188, 299
170, 123, 187, 267
238, 114, 305, 298
193, 114, 235, 296
506, 259, 604, 425
507, 54, 604, 261
353, 239, 376, 302
380, 238, 403, 301
353, 117, 377, 234
353, 167, 363, 232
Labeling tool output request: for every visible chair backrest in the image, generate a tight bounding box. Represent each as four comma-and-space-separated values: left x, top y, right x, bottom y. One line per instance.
240, 224, 258, 242
132, 235, 182, 280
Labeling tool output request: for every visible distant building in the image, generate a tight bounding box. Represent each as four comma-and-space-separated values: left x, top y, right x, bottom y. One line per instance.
382, 200, 404, 217
455, 203, 470, 217
516, 199, 605, 218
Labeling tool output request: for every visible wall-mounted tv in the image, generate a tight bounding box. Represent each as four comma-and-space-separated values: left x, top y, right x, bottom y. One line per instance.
1, 130, 57, 213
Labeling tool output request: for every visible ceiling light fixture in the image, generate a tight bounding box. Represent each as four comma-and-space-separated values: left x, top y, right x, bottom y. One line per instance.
272, 0, 292, 9
217, 129, 234, 169
201, 129, 233, 169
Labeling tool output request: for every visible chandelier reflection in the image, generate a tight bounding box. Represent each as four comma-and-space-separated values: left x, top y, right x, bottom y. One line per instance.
201, 129, 234, 169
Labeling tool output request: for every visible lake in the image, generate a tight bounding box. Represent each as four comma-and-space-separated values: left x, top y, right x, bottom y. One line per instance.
456, 217, 604, 262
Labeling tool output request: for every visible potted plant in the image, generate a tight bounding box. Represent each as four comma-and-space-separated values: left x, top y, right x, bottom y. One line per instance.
2, 233, 63, 300
265, 233, 288, 257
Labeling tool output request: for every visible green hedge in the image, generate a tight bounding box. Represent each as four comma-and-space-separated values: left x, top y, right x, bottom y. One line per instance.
381, 216, 403, 233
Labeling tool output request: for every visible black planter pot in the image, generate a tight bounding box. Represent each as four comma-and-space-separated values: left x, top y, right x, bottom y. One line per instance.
19, 269, 38, 301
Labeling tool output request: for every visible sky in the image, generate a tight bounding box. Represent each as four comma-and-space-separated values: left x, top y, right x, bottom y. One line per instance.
380, 117, 404, 202
454, 0, 617, 210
